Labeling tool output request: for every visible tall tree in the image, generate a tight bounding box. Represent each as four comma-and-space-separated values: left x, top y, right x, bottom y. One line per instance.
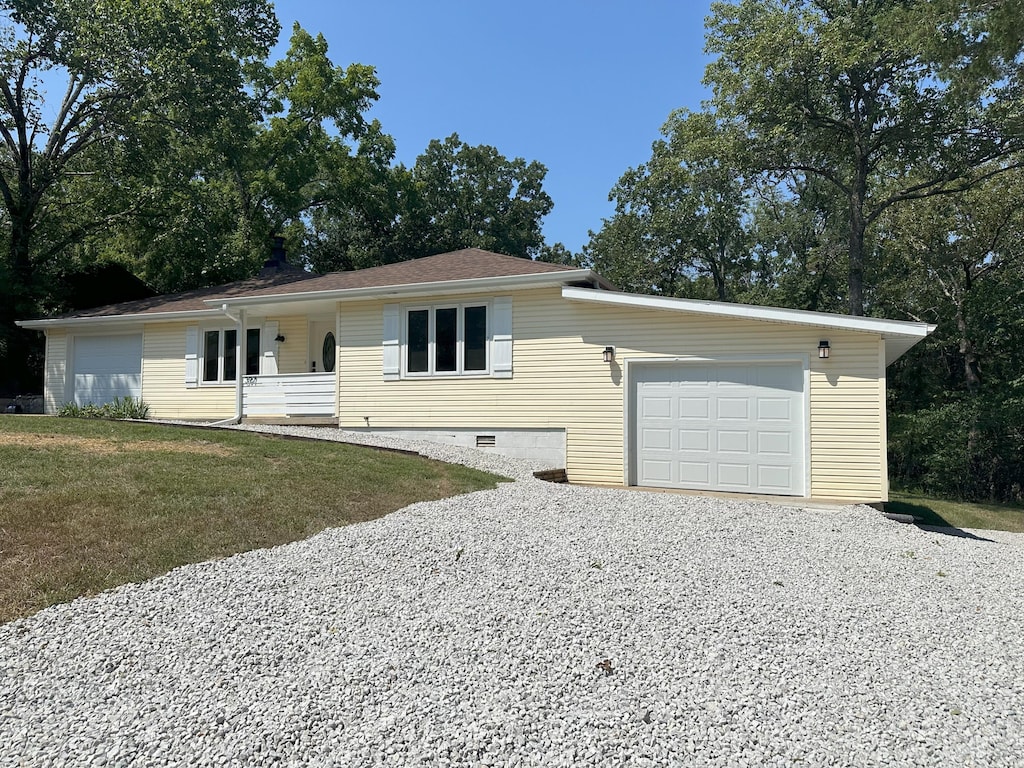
0, 0, 278, 389
307, 133, 555, 271
586, 110, 753, 301
879, 171, 1024, 500
704, 0, 1024, 315
410, 134, 553, 259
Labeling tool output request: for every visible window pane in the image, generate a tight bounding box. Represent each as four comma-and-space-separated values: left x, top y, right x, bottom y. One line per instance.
246, 328, 261, 376
435, 307, 457, 372
407, 310, 429, 372
203, 331, 219, 382
464, 305, 487, 371
224, 329, 237, 382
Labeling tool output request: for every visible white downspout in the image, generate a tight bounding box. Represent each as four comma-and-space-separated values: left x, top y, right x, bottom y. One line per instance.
209, 304, 246, 427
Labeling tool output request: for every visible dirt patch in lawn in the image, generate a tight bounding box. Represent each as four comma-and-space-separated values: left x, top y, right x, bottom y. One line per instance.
0, 432, 235, 456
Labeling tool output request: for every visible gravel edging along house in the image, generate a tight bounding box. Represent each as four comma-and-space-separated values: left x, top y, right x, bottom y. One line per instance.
2, 423, 1023, 767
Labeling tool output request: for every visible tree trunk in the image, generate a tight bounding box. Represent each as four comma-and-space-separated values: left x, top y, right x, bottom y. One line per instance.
848, 193, 866, 316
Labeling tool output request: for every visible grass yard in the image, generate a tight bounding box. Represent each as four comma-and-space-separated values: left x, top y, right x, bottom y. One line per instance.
0, 416, 504, 623
888, 492, 1024, 533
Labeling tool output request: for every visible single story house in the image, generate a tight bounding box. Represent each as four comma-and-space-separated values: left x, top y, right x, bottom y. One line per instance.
17, 245, 933, 503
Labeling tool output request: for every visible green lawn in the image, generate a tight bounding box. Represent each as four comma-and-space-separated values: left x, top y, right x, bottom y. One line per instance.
887, 491, 1024, 533
0, 416, 504, 623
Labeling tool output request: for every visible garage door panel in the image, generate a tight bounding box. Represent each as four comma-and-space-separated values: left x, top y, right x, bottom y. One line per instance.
757, 431, 792, 455
757, 397, 792, 420
717, 463, 751, 488
642, 396, 673, 419
717, 430, 750, 454
758, 465, 794, 491
716, 367, 751, 387
679, 398, 709, 419
755, 365, 801, 391
642, 460, 673, 483
72, 334, 142, 407
641, 428, 672, 451
634, 362, 805, 495
677, 366, 711, 386
680, 429, 709, 451
717, 398, 749, 420
679, 461, 710, 485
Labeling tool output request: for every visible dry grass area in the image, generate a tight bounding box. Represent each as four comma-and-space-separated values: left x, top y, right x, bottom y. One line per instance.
0, 431, 236, 456
0, 416, 502, 623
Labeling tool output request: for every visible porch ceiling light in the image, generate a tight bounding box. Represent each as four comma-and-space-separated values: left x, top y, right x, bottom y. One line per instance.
818, 340, 831, 359
603, 346, 615, 363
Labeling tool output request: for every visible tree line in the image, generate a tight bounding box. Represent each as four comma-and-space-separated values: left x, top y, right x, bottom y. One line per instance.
3, 0, 1022, 501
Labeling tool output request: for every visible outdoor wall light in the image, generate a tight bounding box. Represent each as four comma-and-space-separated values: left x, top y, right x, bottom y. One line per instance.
274, 334, 286, 343
603, 346, 616, 363
818, 340, 831, 359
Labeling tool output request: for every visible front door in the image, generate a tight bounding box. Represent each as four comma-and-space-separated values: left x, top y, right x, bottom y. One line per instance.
308, 320, 337, 374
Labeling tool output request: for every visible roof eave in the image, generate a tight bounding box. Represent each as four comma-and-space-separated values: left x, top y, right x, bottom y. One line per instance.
16, 308, 225, 330
209, 269, 604, 308
561, 286, 935, 358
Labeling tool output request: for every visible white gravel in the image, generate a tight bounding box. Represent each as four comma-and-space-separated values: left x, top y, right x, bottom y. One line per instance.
3, 424, 1023, 766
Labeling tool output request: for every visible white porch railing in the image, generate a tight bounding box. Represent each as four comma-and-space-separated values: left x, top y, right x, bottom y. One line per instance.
242, 372, 335, 417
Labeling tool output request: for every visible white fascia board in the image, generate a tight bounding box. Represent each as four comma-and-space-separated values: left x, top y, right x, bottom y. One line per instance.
562, 286, 936, 339
16, 308, 223, 330
210, 269, 601, 309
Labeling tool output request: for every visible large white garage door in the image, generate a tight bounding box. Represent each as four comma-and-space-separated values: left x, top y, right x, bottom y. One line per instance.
72, 334, 143, 407
633, 362, 805, 496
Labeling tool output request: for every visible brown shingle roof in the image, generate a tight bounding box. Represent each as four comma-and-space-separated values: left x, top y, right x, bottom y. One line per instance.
59, 270, 319, 318
52, 249, 580, 319
237, 248, 578, 299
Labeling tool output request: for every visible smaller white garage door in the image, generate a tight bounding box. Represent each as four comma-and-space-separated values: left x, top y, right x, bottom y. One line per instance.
72, 334, 143, 406
633, 362, 805, 496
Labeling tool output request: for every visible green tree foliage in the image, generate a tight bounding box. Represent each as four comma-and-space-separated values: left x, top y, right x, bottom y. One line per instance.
704, 0, 1024, 316
306, 133, 554, 272
411, 134, 552, 259
0, 0, 278, 389
96, 23, 387, 291
880, 172, 1024, 501
586, 111, 753, 300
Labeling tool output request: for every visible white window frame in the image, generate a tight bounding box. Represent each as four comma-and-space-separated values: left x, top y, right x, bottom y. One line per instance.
401, 302, 491, 378
199, 326, 261, 385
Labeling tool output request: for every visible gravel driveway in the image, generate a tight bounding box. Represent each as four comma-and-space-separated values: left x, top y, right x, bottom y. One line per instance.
2, 425, 1023, 766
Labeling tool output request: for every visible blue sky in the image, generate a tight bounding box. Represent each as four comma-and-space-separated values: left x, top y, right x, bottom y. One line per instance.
271, 0, 716, 253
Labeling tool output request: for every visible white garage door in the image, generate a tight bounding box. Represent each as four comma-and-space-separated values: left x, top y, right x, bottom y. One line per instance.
633, 362, 805, 496
72, 334, 143, 407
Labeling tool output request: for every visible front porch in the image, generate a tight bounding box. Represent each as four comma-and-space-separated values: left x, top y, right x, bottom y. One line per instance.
241, 372, 336, 419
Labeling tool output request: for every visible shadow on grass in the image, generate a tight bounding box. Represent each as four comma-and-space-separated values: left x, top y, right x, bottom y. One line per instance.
886, 500, 995, 542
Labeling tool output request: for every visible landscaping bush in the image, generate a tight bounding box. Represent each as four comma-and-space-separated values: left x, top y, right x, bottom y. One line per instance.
57, 397, 150, 420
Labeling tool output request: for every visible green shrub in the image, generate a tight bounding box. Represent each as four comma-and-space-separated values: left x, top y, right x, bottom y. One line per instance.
57, 397, 149, 420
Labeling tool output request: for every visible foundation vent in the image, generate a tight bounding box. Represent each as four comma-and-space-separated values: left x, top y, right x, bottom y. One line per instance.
475, 435, 496, 448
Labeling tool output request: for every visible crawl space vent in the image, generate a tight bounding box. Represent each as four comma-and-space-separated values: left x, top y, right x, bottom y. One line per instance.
475, 435, 496, 448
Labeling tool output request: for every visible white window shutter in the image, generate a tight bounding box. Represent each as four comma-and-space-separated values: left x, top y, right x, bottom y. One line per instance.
184, 325, 199, 388
382, 304, 400, 380
492, 296, 513, 378
261, 321, 279, 375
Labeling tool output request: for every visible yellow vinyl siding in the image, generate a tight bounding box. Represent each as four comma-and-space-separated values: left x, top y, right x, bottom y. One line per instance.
274, 315, 309, 374
141, 322, 234, 419
44, 330, 67, 413
337, 287, 888, 502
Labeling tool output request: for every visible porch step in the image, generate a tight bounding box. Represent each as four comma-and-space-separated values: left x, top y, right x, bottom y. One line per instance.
533, 468, 569, 484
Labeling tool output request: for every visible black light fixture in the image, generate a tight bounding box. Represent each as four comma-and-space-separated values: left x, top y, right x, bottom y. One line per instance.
818, 340, 831, 359
274, 334, 286, 343
603, 346, 615, 363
